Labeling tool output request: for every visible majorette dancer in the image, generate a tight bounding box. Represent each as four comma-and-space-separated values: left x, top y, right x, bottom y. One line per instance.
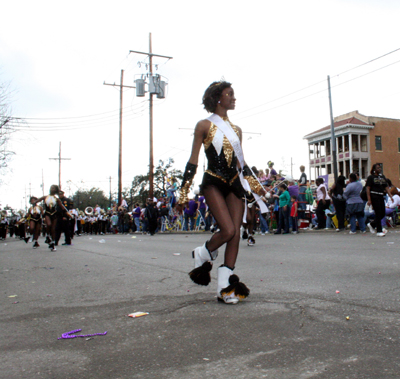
35, 185, 72, 251
27, 196, 43, 248
178, 81, 266, 304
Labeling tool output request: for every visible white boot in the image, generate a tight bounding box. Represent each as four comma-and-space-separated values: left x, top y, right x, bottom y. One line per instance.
192, 243, 218, 268
217, 266, 249, 304
189, 243, 218, 286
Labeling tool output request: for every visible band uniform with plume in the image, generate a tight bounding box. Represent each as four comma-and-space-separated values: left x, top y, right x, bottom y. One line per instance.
242, 165, 264, 196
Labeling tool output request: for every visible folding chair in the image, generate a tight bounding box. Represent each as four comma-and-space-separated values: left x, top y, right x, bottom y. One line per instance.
195, 210, 206, 231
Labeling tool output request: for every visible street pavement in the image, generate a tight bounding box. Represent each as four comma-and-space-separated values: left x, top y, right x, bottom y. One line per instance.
1, 229, 400, 379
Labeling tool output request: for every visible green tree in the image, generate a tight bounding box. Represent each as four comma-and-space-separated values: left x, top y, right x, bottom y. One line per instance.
71, 187, 109, 211
128, 158, 183, 208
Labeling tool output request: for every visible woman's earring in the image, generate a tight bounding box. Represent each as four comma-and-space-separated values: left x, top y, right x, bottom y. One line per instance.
218, 101, 221, 104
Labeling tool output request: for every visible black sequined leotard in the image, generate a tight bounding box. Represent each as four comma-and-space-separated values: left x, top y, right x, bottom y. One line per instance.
201, 120, 245, 198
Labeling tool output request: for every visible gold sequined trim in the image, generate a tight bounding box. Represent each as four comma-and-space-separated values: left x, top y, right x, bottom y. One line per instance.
224, 122, 239, 167
178, 183, 191, 205
229, 172, 239, 186
244, 175, 264, 196
203, 123, 217, 150
205, 170, 227, 183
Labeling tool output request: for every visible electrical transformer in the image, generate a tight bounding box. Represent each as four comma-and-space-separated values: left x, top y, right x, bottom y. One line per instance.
135, 79, 145, 97
157, 81, 166, 99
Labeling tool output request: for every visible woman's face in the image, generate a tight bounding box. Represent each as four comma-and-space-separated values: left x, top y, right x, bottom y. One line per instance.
219, 87, 236, 110
50, 185, 57, 195
375, 165, 382, 174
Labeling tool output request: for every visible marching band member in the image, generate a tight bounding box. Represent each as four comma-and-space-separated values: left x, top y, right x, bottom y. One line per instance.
27, 197, 43, 248
0, 210, 8, 240
178, 80, 265, 304
35, 185, 72, 252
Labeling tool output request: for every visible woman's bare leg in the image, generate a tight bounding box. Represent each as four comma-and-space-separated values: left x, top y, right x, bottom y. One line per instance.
246, 206, 255, 235
45, 215, 52, 235
223, 192, 245, 268
34, 222, 41, 241
203, 186, 244, 268
51, 219, 57, 241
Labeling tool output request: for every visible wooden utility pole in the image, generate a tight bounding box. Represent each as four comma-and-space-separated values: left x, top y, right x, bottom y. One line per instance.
129, 33, 173, 199
109, 176, 112, 209
49, 142, 71, 189
42, 169, 45, 197
327, 75, 338, 182
103, 71, 136, 207
118, 69, 124, 207
149, 34, 154, 199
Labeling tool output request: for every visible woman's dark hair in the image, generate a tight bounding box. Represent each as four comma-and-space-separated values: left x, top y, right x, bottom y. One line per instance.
202, 81, 232, 113
336, 175, 346, 188
370, 163, 381, 175
387, 178, 392, 187
30, 196, 38, 202
50, 184, 60, 194
349, 173, 357, 182
279, 183, 287, 190
316, 178, 324, 185
251, 166, 259, 176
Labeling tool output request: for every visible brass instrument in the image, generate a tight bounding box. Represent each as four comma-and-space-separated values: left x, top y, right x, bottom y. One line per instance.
85, 207, 93, 216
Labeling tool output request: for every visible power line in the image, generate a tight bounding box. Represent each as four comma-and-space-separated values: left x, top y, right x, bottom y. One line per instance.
334, 47, 400, 77
235, 56, 400, 121
235, 46, 400, 119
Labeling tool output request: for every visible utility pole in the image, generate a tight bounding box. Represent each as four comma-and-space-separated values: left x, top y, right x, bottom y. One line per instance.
49, 142, 71, 189
291, 157, 293, 178
129, 33, 173, 199
327, 75, 338, 182
149, 35, 154, 199
41, 169, 45, 197
108, 176, 112, 209
103, 71, 136, 207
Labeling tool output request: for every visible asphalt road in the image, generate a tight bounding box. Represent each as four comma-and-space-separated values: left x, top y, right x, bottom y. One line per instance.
1, 229, 400, 379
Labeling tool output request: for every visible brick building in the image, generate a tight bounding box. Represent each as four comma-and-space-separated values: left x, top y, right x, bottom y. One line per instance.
303, 110, 400, 187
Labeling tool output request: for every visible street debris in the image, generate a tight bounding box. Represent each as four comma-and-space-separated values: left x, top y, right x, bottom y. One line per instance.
128, 312, 149, 318
99, 239, 106, 243
58, 329, 107, 340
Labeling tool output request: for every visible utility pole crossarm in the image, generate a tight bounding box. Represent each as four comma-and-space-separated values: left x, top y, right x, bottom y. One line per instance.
49, 141, 71, 189
129, 50, 173, 60
103, 82, 136, 89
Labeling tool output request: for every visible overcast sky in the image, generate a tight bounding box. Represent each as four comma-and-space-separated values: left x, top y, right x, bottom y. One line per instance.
1, 0, 400, 210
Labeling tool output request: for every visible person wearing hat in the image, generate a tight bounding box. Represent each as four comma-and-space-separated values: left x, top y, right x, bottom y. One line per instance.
55, 190, 73, 246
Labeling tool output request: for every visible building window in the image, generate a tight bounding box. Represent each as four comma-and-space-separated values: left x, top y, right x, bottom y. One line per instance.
375, 136, 382, 151
361, 135, 368, 152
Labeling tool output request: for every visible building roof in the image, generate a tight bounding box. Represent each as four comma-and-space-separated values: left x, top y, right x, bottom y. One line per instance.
304, 117, 372, 139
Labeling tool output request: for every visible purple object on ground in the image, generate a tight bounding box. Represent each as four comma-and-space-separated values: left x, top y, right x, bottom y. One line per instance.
58, 329, 107, 340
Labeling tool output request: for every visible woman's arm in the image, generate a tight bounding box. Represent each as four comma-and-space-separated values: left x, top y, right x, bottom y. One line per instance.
35, 196, 46, 204
177, 121, 208, 206
187, 121, 208, 165
385, 186, 393, 201
328, 183, 335, 197
366, 186, 372, 206
320, 186, 327, 203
